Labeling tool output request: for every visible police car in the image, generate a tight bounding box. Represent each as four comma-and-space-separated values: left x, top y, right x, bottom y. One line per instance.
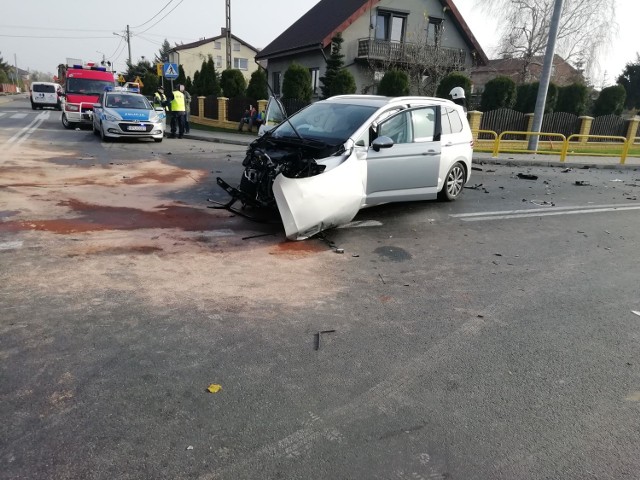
92, 87, 166, 142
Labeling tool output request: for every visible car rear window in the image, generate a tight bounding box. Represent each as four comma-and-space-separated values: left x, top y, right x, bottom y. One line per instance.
446, 108, 464, 133
33, 84, 56, 93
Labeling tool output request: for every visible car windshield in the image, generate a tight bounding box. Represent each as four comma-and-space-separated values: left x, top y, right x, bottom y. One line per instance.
272, 102, 378, 144
66, 78, 114, 95
105, 94, 151, 109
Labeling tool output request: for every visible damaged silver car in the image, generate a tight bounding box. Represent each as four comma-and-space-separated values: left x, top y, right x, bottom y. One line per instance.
214, 95, 473, 240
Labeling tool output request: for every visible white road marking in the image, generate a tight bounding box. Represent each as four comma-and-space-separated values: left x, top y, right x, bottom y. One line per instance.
0, 112, 6, 118
9, 113, 27, 119
0, 241, 23, 250
6, 110, 50, 149
451, 203, 640, 222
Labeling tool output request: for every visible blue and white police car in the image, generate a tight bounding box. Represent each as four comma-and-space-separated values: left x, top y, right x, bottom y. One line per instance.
92, 87, 166, 142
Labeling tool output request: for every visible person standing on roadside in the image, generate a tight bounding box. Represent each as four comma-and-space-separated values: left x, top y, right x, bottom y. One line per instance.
167, 84, 186, 139
153, 86, 167, 110
180, 84, 191, 134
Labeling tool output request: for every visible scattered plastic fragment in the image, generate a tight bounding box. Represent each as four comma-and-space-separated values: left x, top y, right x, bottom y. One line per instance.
207, 384, 222, 394
561, 168, 572, 173
517, 173, 538, 180
471, 166, 483, 171
632, 311, 640, 317
610, 179, 623, 182
464, 183, 483, 190
494, 253, 502, 256
352, 254, 360, 257
314, 329, 336, 350
574, 180, 590, 186
335, 248, 345, 254
531, 200, 555, 206
186, 446, 194, 450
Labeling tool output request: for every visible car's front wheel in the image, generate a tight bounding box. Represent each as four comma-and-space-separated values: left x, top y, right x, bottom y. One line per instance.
61, 113, 75, 129
438, 161, 466, 201
100, 123, 111, 142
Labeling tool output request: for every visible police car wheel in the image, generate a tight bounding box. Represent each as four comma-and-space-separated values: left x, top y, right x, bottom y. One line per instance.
100, 124, 112, 142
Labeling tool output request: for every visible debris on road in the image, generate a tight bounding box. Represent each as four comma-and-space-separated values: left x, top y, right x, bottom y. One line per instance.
486, 169, 496, 173
517, 173, 538, 180
574, 180, 591, 186
610, 179, 623, 182
241, 232, 277, 240
561, 168, 572, 173
314, 329, 336, 350
207, 384, 222, 394
352, 254, 360, 258
186, 446, 194, 450
464, 183, 483, 190
632, 311, 640, 317
335, 248, 345, 254
378, 273, 386, 284
531, 200, 555, 207
472, 166, 483, 171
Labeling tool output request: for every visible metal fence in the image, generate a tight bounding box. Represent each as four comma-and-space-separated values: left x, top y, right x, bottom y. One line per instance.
479, 108, 527, 140
591, 114, 628, 142
228, 97, 258, 122
203, 95, 218, 120
540, 112, 580, 141
280, 98, 312, 116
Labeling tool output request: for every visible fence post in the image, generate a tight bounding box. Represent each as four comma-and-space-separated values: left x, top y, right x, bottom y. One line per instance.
578, 116, 594, 146
525, 113, 535, 132
625, 115, 640, 144
257, 99, 268, 115
217, 97, 229, 122
468, 110, 482, 141
197, 96, 205, 118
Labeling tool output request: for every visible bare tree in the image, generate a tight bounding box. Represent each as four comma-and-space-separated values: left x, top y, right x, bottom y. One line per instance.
478, 0, 616, 80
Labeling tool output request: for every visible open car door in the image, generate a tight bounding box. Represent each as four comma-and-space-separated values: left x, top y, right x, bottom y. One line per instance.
272, 152, 366, 240
258, 96, 286, 137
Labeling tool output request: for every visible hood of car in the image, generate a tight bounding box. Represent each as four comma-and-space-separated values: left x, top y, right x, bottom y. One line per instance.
104, 108, 153, 121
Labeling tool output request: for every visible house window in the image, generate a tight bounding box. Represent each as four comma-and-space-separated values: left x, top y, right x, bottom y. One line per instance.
309, 68, 320, 94
273, 72, 281, 95
426, 17, 444, 46
233, 43, 241, 52
214, 41, 222, 50
375, 10, 407, 42
234, 58, 248, 70
215, 56, 222, 68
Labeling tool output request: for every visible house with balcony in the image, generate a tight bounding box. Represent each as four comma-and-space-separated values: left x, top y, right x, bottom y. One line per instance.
168, 28, 260, 84
255, 0, 488, 97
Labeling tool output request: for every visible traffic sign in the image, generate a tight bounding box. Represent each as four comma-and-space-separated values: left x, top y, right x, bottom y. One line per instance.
134, 76, 144, 87
163, 63, 179, 80
117, 74, 126, 83
156, 63, 164, 76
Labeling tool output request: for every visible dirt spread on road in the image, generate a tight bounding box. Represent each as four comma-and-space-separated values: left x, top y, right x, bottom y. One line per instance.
0, 144, 340, 312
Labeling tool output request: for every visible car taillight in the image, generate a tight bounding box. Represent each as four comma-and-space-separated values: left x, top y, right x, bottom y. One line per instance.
65, 104, 80, 112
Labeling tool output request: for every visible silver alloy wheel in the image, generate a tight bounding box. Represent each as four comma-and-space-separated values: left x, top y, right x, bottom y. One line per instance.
442, 162, 465, 200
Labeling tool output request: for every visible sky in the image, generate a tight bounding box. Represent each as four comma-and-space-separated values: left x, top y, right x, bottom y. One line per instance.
1, 0, 637, 86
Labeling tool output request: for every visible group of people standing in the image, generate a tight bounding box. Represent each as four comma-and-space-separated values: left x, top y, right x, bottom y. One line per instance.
153, 84, 191, 139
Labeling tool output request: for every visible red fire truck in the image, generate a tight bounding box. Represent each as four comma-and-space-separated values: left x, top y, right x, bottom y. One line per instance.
57, 62, 116, 129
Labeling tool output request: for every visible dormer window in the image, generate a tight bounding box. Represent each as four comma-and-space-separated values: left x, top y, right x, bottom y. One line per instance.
375, 9, 408, 43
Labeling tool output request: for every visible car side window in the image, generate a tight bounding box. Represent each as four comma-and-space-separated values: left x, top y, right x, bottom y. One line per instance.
440, 108, 452, 136
447, 108, 464, 133
412, 107, 438, 141
378, 111, 412, 144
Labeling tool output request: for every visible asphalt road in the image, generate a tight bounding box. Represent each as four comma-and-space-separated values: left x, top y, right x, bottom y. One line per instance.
1, 96, 640, 480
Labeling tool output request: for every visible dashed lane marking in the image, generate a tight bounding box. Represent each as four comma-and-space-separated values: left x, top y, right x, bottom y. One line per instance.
9, 113, 27, 119
451, 203, 640, 222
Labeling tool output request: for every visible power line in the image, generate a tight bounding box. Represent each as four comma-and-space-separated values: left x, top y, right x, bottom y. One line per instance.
0, 24, 114, 33
106, 37, 125, 60
131, 0, 174, 29
134, 0, 184, 36
0, 34, 113, 39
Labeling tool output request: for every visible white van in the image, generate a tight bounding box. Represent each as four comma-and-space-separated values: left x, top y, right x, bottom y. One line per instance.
30, 82, 62, 110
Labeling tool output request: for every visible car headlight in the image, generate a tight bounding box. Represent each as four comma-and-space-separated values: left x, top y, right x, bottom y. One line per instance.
65, 104, 79, 112
104, 112, 120, 121
149, 114, 162, 123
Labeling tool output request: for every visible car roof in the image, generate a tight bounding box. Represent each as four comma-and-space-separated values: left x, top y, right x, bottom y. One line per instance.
325, 95, 457, 108
31, 81, 59, 86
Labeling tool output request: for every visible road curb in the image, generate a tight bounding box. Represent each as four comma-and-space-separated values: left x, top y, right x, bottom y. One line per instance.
474, 156, 640, 170
183, 133, 252, 147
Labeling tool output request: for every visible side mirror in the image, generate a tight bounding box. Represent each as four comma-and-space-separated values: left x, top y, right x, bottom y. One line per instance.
372, 136, 394, 152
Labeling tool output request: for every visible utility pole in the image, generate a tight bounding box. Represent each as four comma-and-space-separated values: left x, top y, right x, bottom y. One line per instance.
225, 0, 231, 70
13, 54, 18, 88
126, 25, 132, 66
528, 0, 563, 152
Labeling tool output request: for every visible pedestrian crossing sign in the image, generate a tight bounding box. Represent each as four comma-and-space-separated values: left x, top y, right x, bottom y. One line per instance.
163, 63, 179, 80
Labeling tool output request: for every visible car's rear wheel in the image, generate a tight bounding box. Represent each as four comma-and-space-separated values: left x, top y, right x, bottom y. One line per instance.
438, 161, 466, 201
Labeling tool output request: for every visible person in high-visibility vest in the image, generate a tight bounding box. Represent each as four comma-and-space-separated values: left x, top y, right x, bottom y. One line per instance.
153, 86, 167, 111
168, 85, 186, 138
